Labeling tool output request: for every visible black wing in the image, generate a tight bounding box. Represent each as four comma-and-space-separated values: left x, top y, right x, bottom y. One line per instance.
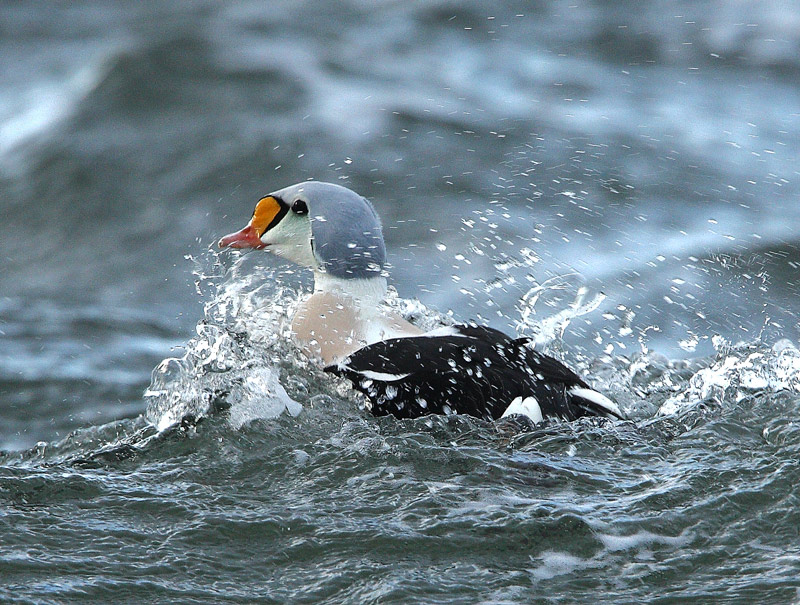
325, 325, 508, 419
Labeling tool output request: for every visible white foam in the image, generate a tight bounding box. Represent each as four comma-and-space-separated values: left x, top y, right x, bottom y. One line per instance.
659, 340, 800, 416
597, 530, 689, 552
529, 551, 590, 580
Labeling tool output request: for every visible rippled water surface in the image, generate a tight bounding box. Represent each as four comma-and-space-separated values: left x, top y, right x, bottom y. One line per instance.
2, 1, 800, 602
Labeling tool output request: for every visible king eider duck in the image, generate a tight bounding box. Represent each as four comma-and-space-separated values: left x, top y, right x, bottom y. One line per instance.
218, 181, 623, 424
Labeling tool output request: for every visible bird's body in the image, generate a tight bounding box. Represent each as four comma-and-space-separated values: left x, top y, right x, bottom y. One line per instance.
219, 181, 623, 424
326, 323, 621, 422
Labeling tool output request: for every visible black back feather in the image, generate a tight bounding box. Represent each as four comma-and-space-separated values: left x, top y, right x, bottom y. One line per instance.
325, 324, 619, 422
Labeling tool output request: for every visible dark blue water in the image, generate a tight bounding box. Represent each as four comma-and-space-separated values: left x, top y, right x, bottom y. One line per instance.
2, 1, 800, 602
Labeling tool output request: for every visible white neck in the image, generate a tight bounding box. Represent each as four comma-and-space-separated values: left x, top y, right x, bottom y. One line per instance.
312, 272, 388, 315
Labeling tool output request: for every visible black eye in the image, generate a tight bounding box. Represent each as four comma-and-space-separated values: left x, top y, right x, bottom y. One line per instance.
291, 199, 308, 215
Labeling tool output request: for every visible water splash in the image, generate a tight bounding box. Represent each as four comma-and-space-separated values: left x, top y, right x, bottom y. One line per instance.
514, 274, 606, 347
145, 250, 309, 432
658, 338, 800, 416
381, 285, 455, 333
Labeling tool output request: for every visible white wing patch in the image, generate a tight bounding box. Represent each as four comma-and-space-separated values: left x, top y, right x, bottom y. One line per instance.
352, 369, 412, 382
569, 387, 622, 418
501, 396, 543, 424
422, 326, 469, 338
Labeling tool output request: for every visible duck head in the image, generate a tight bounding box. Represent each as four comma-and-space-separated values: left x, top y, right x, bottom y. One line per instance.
219, 181, 386, 280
